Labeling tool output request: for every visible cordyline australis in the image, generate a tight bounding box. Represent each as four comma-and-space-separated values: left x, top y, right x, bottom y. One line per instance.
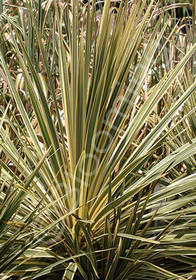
0, 0, 196, 280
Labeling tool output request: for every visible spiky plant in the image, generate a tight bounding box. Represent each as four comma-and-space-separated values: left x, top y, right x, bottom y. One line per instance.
0, 1, 196, 279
